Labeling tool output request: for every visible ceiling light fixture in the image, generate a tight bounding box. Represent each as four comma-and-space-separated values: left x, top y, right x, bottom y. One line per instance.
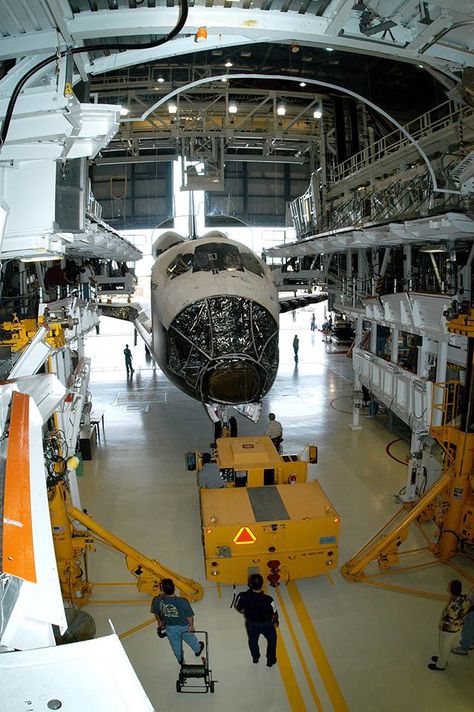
313, 108, 322, 119
299, 82, 307, 87
119, 107, 129, 116
228, 103, 238, 114
195, 27, 208, 43
168, 102, 177, 114
419, 244, 448, 253
157, 76, 165, 83
225, 60, 233, 68
277, 105, 286, 116
325, 47, 334, 52
291, 42, 300, 54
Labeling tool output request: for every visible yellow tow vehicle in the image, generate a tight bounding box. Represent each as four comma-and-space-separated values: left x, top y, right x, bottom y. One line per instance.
187, 435, 340, 586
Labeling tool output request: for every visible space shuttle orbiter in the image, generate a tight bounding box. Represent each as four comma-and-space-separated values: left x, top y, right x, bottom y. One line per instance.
101, 230, 326, 414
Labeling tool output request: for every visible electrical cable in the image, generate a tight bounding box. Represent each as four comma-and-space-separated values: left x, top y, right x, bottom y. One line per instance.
0, 0, 189, 150
385, 437, 408, 465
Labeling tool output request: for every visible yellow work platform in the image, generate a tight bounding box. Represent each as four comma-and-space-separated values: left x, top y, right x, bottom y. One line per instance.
200, 482, 339, 585
215, 435, 308, 486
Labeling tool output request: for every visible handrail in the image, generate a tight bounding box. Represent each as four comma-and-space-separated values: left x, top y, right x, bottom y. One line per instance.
332, 100, 472, 183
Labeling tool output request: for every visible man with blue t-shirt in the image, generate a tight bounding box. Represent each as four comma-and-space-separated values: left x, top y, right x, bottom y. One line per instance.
151, 578, 204, 663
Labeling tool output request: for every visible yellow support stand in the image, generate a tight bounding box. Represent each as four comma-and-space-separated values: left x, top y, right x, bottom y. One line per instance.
68, 505, 203, 602
342, 309, 474, 595
49, 481, 203, 606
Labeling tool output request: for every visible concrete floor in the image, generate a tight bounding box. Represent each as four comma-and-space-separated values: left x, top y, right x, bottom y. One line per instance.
79, 311, 474, 712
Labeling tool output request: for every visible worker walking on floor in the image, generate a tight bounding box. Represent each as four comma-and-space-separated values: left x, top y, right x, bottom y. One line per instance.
235, 573, 279, 667
151, 578, 204, 664
124, 344, 134, 375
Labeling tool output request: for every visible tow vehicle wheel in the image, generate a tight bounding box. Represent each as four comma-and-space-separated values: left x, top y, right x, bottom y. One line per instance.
210, 681, 215, 693
176, 681, 181, 693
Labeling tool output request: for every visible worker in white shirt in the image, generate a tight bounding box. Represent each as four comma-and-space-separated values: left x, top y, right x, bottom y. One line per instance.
265, 413, 283, 452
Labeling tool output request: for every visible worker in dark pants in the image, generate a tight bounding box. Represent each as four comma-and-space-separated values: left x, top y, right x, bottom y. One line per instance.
235, 573, 279, 667
123, 344, 134, 375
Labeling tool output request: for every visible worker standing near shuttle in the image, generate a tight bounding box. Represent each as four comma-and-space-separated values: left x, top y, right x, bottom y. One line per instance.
123, 344, 134, 375
293, 334, 299, 362
265, 413, 283, 451
235, 574, 279, 666
198, 452, 225, 488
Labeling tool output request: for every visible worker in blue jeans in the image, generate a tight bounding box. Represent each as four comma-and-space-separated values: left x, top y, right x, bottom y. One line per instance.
151, 578, 204, 663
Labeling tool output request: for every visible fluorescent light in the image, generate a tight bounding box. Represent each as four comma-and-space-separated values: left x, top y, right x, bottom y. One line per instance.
228, 103, 238, 114
168, 102, 177, 114
277, 105, 286, 116
21, 254, 63, 263
119, 107, 129, 116
418, 244, 447, 253
313, 108, 322, 119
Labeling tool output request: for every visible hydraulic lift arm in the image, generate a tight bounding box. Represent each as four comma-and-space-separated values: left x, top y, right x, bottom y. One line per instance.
67, 505, 203, 602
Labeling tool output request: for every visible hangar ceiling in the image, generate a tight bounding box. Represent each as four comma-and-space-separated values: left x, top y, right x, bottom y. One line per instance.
0, 0, 473, 230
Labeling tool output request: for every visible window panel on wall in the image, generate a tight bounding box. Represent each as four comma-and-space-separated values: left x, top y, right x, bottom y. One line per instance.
90, 162, 172, 230
204, 160, 310, 228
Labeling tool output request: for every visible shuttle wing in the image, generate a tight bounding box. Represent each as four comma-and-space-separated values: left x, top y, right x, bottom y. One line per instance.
278, 292, 328, 313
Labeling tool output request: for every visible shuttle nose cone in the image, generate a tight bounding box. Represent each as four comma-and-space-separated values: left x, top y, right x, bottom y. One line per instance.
166, 294, 279, 405
203, 360, 263, 404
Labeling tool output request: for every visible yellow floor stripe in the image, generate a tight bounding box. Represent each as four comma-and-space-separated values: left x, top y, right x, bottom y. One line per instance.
287, 581, 350, 712
276, 588, 324, 712
275, 623, 308, 712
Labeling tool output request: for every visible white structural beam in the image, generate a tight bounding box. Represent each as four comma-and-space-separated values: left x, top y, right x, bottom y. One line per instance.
81, 9, 463, 78
0, 30, 59, 61
69, 8, 329, 41
41, 0, 89, 82
0, 8, 468, 87
87, 34, 255, 75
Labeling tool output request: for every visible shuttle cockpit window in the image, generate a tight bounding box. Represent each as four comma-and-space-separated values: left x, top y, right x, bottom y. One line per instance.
193, 243, 244, 274
167, 253, 193, 279
241, 251, 265, 277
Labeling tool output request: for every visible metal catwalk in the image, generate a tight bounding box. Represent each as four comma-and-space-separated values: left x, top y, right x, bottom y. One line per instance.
79, 311, 474, 712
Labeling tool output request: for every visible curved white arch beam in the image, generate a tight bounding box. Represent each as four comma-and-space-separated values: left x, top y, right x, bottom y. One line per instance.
79, 7, 462, 82
124, 72, 454, 194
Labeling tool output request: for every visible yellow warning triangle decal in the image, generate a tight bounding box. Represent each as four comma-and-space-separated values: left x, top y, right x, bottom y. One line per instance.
233, 526, 256, 545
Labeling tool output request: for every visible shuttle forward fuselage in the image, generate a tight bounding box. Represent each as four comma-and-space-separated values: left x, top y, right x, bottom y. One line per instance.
150, 234, 279, 406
